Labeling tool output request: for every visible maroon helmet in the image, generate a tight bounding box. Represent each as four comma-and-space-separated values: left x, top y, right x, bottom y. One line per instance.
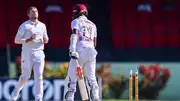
73, 4, 88, 19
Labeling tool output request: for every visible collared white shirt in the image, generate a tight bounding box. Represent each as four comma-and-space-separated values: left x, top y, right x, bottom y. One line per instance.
15, 20, 49, 51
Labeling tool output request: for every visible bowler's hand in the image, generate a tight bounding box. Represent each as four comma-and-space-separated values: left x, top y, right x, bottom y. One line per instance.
26, 34, 36, 43
43, 36, 48, 44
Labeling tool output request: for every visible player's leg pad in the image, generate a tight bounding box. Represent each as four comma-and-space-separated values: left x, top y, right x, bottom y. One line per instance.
65, 81, 77, 101
86, 77, 100, 100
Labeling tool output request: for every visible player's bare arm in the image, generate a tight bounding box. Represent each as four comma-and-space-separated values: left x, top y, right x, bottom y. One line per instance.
43, 24, 49, 44
94, 37, 97, 48
43, 37, 48, 44
94, 26, 97, 48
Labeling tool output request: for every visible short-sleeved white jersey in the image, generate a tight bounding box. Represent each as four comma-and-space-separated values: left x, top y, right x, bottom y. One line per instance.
71, 15, 97, 49
15, 20, 48, 51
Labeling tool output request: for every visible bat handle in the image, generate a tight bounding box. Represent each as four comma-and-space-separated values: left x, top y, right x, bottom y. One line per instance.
75, 59, 80, 66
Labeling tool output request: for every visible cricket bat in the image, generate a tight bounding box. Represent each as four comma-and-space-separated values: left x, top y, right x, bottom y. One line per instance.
75, 59, 89, 101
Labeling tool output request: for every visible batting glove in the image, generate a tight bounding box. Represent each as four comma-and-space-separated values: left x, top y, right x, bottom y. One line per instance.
69, 51, 79, 59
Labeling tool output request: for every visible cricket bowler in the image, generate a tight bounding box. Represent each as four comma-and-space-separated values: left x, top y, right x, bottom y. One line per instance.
64, 4, 100, 101
11, 6, 49, 101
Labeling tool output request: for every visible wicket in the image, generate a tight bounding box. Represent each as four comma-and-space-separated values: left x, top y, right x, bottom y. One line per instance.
129, 70, 139, 101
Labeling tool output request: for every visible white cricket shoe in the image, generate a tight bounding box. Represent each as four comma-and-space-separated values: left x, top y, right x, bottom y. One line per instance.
11, 89, 20, 101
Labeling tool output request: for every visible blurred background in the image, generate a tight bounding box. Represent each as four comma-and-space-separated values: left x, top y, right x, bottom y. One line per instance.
0, 0, 180, 100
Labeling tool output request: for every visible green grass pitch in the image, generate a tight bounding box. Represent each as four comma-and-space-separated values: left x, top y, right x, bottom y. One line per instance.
102, 99, 172, 101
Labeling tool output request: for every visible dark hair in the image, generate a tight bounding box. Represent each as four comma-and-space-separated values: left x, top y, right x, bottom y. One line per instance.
73, 11, 88, 19
27, 6, 37, 14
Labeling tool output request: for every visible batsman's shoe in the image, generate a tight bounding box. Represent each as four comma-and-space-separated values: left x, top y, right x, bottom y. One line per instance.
65, 91, 75, 101
11, 89, 20, 101
94, 99, 100, 101
37, 99, 42, 101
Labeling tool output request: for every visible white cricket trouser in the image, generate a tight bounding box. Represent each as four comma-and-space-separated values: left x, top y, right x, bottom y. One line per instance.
14, 50, 45, 101
65, 47, 99, 101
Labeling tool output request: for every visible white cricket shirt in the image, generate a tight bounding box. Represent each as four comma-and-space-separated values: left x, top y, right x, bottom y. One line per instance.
15, 20, 48, 51
71, 15, 97, 50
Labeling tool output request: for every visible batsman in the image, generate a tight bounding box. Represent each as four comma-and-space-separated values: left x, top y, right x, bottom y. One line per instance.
64, 4, 100, 101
